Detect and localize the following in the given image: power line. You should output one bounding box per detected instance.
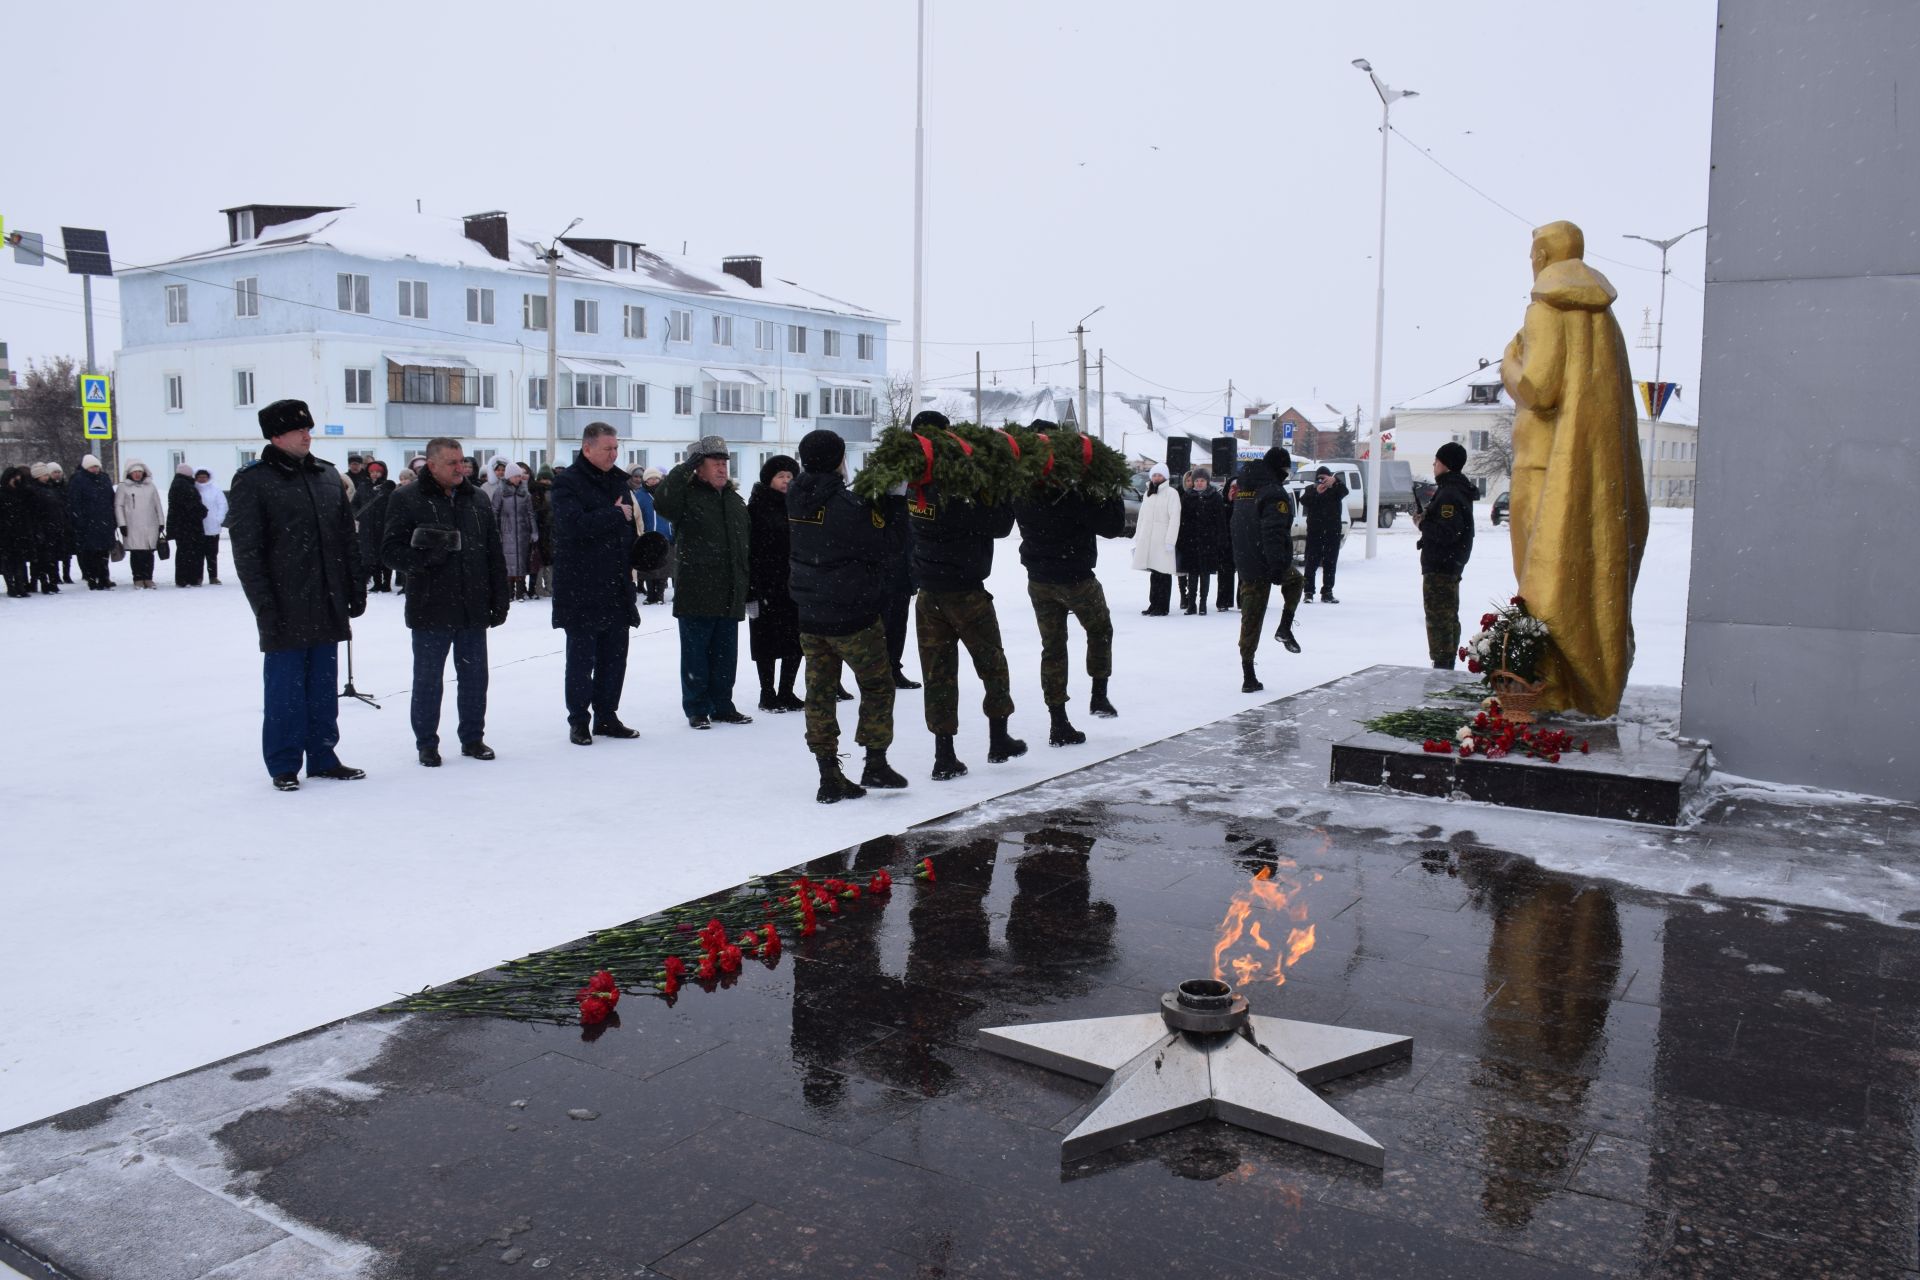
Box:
[1098,356,1226,397]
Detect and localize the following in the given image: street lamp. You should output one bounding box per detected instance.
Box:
[1354,57,1417,559]
[1622,224,1706,503]
[539,217,582,469]
[1074,304,1104,431]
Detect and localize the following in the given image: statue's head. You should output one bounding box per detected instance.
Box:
[1529,221,1585,276]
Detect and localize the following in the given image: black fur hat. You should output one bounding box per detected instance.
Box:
[258,399,315,439]
[1263,447,1291,478]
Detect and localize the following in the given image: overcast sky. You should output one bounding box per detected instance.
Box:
[0,0,1715,434]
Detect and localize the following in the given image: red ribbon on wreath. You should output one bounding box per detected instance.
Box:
[1037,432,1055,478]
[1080,435,1094,467]
[998,429,1021,459]
[943,430,973,456]
[912,433,936,510]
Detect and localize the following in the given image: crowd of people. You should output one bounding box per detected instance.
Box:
[14,396,1478,802]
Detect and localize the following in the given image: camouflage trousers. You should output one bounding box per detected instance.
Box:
[1027,577,1113,708]
[1423,574,1461,666]
[916,588,1015,735]
[1237,568,1303,662]
[800,620,895,756]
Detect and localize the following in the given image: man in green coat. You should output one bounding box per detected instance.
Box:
[654,435,753,729]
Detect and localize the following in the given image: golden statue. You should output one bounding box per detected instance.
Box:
[1500,221,1649,717]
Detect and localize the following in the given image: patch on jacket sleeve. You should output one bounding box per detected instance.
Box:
[871,509,887,529]
[1440,504,1455,519]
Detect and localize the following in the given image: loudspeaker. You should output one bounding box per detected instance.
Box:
[1165,436,1192,479]
[1211,437,1239,479]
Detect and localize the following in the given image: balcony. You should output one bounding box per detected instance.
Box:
[385,402,476,438]
[556,407,633,438]
[699,411,766,442]
[816,415,874,444]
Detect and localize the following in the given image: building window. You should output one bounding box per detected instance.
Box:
[755,320,777,350]
[713,380,758,414]
[388,361,482,406]
[625,447,648,469]
[337,273,370,314]
[528,377,548,411]
[467,287,495,325]
[623,305,647,339]
[165,284,189,325]
[523,294,549,331]
[668,309,693,342]
[168,449,187,471]
[235,369,256,408]
[630,382,649,413]
[345,367,373,406]
[793,392,811,420]
[788,325,807,355]
[857,333,875,360]
[569,372,616,408]
[1468,382,1501,405]
[237,448,258,468]
[1468,429,1490,451]
[233,277,259,318]
[712,315,733,345]
[397,279,428,319]
[165,374,184,412]
[823,329,842,357]
[479,374,496,410]
[233,210,255,242]
[615,244,633,271]
[822,386,871,418]
[526,448,548,474]
[674,385,694,416]
[574,298,599,334]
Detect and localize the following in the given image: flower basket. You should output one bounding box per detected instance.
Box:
[1488,670,1546,723]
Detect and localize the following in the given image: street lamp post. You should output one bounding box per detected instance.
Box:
[1622,225,1706,504]
[1353,58,1417,560]
[538,217,582,470]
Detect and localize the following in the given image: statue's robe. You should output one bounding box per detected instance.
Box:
[1499,259,1649,716]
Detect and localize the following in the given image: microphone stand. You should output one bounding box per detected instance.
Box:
[340,638,381,710]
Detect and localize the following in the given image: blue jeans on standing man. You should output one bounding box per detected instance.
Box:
[678,616,740,719]
[411,626,490,749]
[262,644,343,777]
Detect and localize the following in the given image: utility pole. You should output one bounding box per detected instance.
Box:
[1354,57,1418,560]
[1073,305,1103,433]
[1624,225,1706,504]
[1226,379,1234,421]
[1097,348,1106,441]
[974,351,983,427]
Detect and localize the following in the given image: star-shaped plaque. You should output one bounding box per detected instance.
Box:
[979,1004,1411,1165]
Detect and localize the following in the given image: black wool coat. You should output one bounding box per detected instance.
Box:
[907,486,1014,594]
[1229,460,1296,586]
[226,445,365,653]
[548,453,638,633]
[1176,486,1225,575]
[166,474,207,542]
[0,469,37,559]
[28,482,69,561]
[381,477,510,630]
[1300,476,1349,546]
[66,468,117,553]
[787,471,905,637]
[1014,488,1126,586]
[747,483,801,660]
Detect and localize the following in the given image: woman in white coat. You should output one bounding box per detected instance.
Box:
[1130,464,1181,616]
[115,459,166,589]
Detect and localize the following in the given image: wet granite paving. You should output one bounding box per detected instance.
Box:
[3,665,1918,1279]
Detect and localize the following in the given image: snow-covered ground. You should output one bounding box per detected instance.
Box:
[0,509,1693,1133]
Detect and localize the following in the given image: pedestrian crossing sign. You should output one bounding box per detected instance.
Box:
[80,374,113,439]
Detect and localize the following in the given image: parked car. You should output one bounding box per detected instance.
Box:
[1490,491,1510,525]
[1121,470,1150,535]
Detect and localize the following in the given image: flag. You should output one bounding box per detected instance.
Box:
[1638,381,1680,419]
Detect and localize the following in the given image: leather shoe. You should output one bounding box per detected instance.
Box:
[893,671,922,690]
[461,741,496,760]
[271,773,300,792]
[712,710,754,725]
[309,764,366,781]
[593,719,640,739]
[569,725,593,746]
[418,748,442,767]
[688,715,712,730]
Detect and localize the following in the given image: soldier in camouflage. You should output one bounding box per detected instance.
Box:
[1013,421,1127,747]
[1416,442,1476,668]
[1229,447,1304,693]
[785,429,910,803]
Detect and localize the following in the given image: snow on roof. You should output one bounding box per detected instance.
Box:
[920,381,1180,464]
[128,206,894,324]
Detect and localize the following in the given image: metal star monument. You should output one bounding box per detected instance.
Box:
[979,979,1412,1165]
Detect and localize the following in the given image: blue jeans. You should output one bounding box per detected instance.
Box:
[262,645,342,777]
[678,616,740,719]
[564,626,629,728]
[411,627,489,749]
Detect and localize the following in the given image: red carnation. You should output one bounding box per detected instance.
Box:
[584,970,620,1007]
[1480,613,1498,630]
[868,870,893,895]
[697,953,716,981]
[578,995,610,1026]
[719,945,742,974]
[799,913,817,937]
[918,857,936,882]
[763,925,782,960]
[1458,646,1470,660]
[1466,659,1482,674]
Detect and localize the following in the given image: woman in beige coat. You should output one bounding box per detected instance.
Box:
[115,460,166,588]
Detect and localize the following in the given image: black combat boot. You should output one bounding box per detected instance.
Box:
[1276,604,1302,654]
[1048,706,1086,747]
[1088,678,1118,718]
[860,748,909,789]
[1242,660,1264,693]
[816,754,867,804]
[987,716,1028,763]
[932,734,968,780]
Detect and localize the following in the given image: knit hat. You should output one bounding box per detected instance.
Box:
[29,463,51,480]
[367,460,388,479]
[258,399,315,439]
[1436,441,1468,472]
[1149,464,1169,482]
[910,409,950,431]
[47,463,63,477]
[409,456,427,471]
[80,454,101,471]
[641,467,663,483]
[505,462,526,480]
[1028,418,1059,432]
[688,434,729,463]
[1315,465,1332,478]
[176,463,195,477]
[760,453,801,485]
[798,429,846,474]
[1264,447,1291,478]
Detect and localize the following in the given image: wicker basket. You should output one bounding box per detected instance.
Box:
[1489,670,1547,724]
